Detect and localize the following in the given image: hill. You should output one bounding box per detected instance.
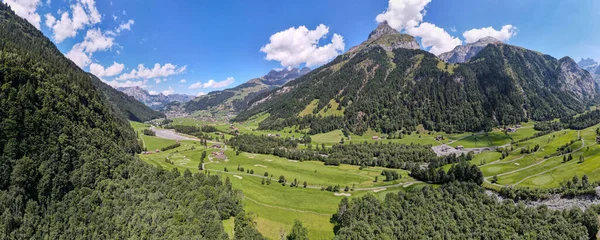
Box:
[118,86,195,110]
[0,3,260,239]
[183,67,310,114]
[89,74,165,122]
[235,22,599,134]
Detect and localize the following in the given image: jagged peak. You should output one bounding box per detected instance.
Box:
[368,21,401,40]
[473,36,501,45]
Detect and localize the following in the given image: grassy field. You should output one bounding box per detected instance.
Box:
[135,121,419,239]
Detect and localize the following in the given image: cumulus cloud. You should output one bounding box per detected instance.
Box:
[407,22,461,55]
[116,19,134,33]
[196,92,207,97]
[376,0,430,30]
[463,25,518,43]
[180,79,186,83]
[65,28,114,68]
[260,24,345,67]
[103,79,147,88]
[89,61,124,77]
[4,0,42,29]
[45,0,102,42]
[117,63,187,81]
[189,77,235,89]
[376,0,460,55]
[162,86,174,96]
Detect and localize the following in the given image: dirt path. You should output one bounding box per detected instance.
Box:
[151,126,199,141]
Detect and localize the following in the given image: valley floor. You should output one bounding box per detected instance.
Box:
[132,118,600,239]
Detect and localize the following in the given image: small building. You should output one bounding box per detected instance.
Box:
[154,149,161,153]
[596,136,600,143]
[456,145,464,150]
[435,135,443,141]
[372,136,379,140]
[506,127,517,133]
[275,134,281,137]
[211,144,222,149]
[516,124,522,128]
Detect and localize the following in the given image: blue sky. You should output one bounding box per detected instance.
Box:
[4,0,600,96]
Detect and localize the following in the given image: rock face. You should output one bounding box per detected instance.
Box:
[439,36,501,63]
[558,57,599,101]
[350,21,420,52]
[117,87,195,110]
[578,58,600,85]
[250,67,311,86]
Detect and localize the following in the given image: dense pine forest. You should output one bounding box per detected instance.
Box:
[235,25,598,135]
[0,4,260,239]
[332,183,600,239]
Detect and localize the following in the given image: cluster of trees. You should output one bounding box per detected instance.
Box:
[0,4,262,239]
[168,125,216,140]
[381,170,401,181]
[561,109,600,130]
[142,129,155,136]
[410,161,484,185]
[500,175,599,201]
[160,142,181,152]
[327,142,437,168]
[534,121,564,131]
[331,183,600,239]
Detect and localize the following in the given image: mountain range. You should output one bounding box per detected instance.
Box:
[182,67,310,114]
[117,86,195,110]
[578,58,600,85]
[234,21,599,134]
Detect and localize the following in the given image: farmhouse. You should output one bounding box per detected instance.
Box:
[506,127,517,133]
[211,144,222,149]
[372,136,379,140]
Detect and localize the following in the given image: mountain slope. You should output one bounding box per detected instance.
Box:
[578,58,600,84]
[89,74,165,122]
[236,23,599,134]
[118,86,195,109]
[0,4,258,239]
[183,67,310,114]
[439,36,501,63]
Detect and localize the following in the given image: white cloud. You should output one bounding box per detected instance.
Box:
[376,0,431,30]
[4,0,42,29]
[117,63,187,81]
[180,79,186,83]
[463,25,518,43]
[155,79,163,84]
[45,0,102,43]
[103,79,147,88]
[148,90,159,95]
[162,86,174,96]
[112,14,117,21]
[65,28,114,68]
[407,22,461,55]
[196,92,207,97]
[375,0,461,55]
[116,19,134,33]
[89,61,124,77]
[189,77,235,89]
[450,26,457,32]
[260,24,345,67]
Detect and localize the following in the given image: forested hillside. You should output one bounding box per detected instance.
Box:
[236,22,599,134]
[332,183,599,239]
[0,3,259,238]
[89,74,165,122]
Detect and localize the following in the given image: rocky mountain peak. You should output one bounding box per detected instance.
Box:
[439,36,502,63]
[474,36,501,46]
[368,21,400,40]
[578,58,598,68]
